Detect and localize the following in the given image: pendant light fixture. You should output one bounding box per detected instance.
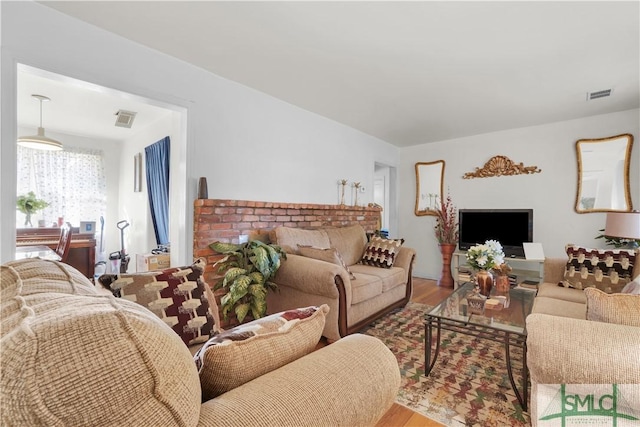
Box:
[17,94,63,151]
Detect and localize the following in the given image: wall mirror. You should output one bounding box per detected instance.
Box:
[415,160,445,216]
[575,133,634,213]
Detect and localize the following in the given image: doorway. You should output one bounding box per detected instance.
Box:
[14,64,189,269]
[374,162,397,237]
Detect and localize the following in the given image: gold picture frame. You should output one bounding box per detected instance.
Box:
[415,160,445,216]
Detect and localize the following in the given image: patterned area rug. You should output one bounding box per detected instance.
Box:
[361,302,531,427]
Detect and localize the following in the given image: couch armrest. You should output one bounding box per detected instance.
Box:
[527,313,640,385]
[543,257,566,284]
[394,246,416,283]
[197,334,400,427]
[273,254,352,307]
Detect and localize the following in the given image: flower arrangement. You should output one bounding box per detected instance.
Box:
[466,240,505,271]
[434,192,458,245]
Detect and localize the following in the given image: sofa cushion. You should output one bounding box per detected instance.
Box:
[360,236,404,269]
[194,305,328,401]
[0,259,201,427]
[560,244,637,293]
[325,224,368,266]
[531,296,586,319]
[298,245,356,279]
[98,258,217,346]
[536,282,587,304]
[349,264,406,293]
[585,288,640,327]
[350,274,383,304]
[272,227,330,255]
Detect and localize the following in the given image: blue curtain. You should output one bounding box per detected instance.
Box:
[145,136,170,245]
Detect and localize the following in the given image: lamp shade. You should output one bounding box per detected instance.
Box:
[17,94,63,151]
[17,127,63,151]
[604,211,640,240]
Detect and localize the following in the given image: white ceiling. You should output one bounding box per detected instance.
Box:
[29,1,640,147]
[18,65,174,142]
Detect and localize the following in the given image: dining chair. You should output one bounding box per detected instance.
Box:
[55,222,74,263]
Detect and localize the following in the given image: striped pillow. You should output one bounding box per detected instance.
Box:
[360,236,404,269]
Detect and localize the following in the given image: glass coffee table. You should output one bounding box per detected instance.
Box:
[424,281,536,411]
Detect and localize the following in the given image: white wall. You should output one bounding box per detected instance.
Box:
[400,109,640,279]
[118,113,176,263]
[0,1,399,263]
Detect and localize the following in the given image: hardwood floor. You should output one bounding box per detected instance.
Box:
[373,277,454,427]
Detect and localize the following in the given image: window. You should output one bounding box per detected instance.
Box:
[16,146,107,228]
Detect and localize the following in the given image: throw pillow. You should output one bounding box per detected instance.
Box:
[97,258,218,346]
[194,304,329,401]
[560,244,637,293]
[585,287,640,327]
[360,236,404,269]
[298,245,356,279]
[621,275,640,294]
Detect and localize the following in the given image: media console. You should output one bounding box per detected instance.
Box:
[451,250,544,289]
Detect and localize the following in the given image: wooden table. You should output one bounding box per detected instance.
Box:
[16,227,96,278]
[15,245,62,261]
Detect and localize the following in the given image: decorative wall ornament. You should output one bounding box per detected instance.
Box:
[462,155,541,179]
[338,179,348,205]
[353,182,361,206]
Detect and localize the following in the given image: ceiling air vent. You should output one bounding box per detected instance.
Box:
[114,110,137,128]
[587,89,612,101]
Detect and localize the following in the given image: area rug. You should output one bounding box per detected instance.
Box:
[360,302,531,427]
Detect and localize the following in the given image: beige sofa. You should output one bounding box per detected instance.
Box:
[268,224,416,342]
[1,258,401,426]
[526,257,640,424]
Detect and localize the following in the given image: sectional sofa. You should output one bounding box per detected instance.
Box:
[526,254,640,424]
[1,258,401,426]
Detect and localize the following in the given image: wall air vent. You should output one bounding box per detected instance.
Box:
[587,89,612,101]
[114,110,137,128]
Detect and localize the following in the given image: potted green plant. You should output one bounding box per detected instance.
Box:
[209,239,287,323]
[16,191,49,227]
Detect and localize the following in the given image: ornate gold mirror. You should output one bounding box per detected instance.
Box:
[575,133,634,213]
[415,160,445,216]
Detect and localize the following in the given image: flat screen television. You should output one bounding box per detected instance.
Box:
[458,209,533,258]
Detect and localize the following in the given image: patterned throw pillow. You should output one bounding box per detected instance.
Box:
[585,287,640,327]
[560,244,637,293]
[298,245,356,279]
[360,236,404,269]
[98,258,218,346]
[194,305,328,401]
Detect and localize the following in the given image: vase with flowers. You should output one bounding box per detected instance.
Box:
[493,262,512,292]
[434,192,459,288]
[466,240,505,296]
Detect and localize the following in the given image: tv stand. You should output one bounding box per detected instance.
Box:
[452,250,544,289]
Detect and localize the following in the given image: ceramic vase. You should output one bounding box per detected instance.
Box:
[437,243,456,288]
[476,269,493,297]
[495,274,510,292]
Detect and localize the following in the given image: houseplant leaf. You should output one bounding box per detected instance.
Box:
[235,303,250,323]
[209,239,286,324]
[209,241,243,254]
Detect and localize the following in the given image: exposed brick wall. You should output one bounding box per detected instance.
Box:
[193,199,382,328]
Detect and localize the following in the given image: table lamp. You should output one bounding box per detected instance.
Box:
[604,211,640,249]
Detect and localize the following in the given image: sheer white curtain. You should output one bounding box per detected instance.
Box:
[16,146,107,228]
